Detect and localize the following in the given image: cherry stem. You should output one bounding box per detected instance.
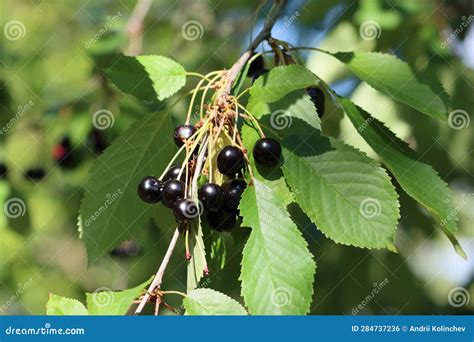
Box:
[134,227,181,314]
[237,103,265,138]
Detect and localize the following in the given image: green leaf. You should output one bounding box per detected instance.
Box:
[184,288,247,315]
[80,111,175,263]
[187,220,207,293]
[239,178,316,315]
[339,98,466,258]
[282,131,400,250]
[332,52,449,120]
[86,278,151,315]
[247,91,321,140]
[105,55,186,101]
[249,65,319,103]
[46,294,88,315]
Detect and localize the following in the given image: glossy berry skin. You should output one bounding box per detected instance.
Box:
[173,198,200,223]
[306,87,325,117]
[247,55,265,77]
[198,183,224,212]
[162,179,185,208]
[138,176,163,203]
[164,164,183,181]
[221,179,246,210]
[173,124,196,147]
[217,146,245,176]
[207,208,237,231]
[25,168,45,181]
[253,138,282,167]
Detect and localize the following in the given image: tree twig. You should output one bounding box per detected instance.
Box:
[126,0,153,55]
[135,227,180,314]
[217,0,287,105]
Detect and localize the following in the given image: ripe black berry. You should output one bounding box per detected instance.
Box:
[198,183,223,212]
[217,146,245,176]
[251,68,269,84]
[173,124,196,147]
[253,137,282,167]
[173,198,200,223]
[164,164,183,181]
[162,179,185,208]
[207,208,237,231]
[247,55,265,77]
[25,168,45,181]
[221,179,246,210]
[138,176,163,203]
[306,87,325,117]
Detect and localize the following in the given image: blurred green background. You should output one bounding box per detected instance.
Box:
[0,0,472,315]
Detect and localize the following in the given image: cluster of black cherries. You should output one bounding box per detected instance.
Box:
[137,125,282,232]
